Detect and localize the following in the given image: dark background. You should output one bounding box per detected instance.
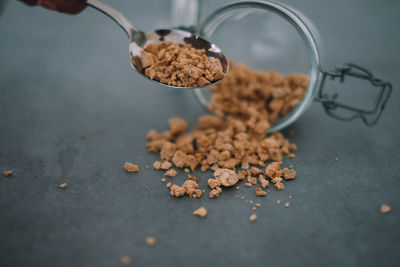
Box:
[0,0,399,266]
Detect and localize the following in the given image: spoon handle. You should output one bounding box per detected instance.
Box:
[85,0,138,40]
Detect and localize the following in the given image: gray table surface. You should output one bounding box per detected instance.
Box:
[1,0,399,266]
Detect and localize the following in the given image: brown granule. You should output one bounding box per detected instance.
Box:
[249,214,257,222]
[3,170,12,176]
[153,161,162,170]
[170,184,185,197]
[165,168,177,177]
[249,200,254,204]
[209,186,222,198]
[277,200,281,204]
[141,42,225,88]
[247,176,257,185]
[245,182,252,187]
[283,168,296,180]
[160,161,173,170]
[255,203,261,208]
[380,204,391,214]
[59,183,67,189]
[166,181,172,188]
[284,202,290,207]
[252,207,256,210]
[236,186,240,190]
[208,178,221,189]
[256,187,267,196]
[275,182,285,190]
[288,153,295,159]
[161,178,166,183]
[259,175,270,188]
[184,168,190,173]
[146,237,156,247]
[124,162,140,173]
[193,206,207,218]
[146,60,305,201]
[120,256,131,266]
[214,168,239,187]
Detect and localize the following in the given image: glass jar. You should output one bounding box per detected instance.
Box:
[185,1,392,132]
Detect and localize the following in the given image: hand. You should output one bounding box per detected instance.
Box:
[19,0,87,14]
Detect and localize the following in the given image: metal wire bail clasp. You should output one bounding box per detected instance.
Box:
[316,64,392,126]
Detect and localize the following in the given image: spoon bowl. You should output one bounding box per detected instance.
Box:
[86,0,228,89]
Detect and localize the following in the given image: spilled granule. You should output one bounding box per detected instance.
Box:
[249,214,257,222]
[59,183,67,189]
[193,207,208,218]
[3,170,12,176]
[120,256,131,266]
[146,237,156,247]
[380,204,391,214]
[124,162,140,173]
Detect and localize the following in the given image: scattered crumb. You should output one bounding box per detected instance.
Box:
[166,181,172,188]
[146,237,156,247]
[249,214,257,222]
[256,187,267,196]
[236,186,240,190]
[146,165,150,168]
[245,182,252,187]
[249,200,254,204]
[193,207,207,218]
[161,178,166,183]
[59,183,67,189]
[124,162,140,173]
[3,170,12,176]
[165,168,177,177]
[284,202,290,207]
[255,203,261,207]
[209,186,222,198]
[380,204,391,214]
[335,157,339,161]
[277,200,281,204]
[184,168,190,173]
[120,256,131,266]
[252,207,257,210]
[241,196,245,200]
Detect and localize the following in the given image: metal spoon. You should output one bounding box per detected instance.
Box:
[85,0,228,89]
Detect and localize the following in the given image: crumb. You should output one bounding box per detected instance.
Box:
[335,157,339,161]
[146,165,150,168]
[59,183,67,189]
[284,202,290,207]
[146,237,156,247]
[249,200,253,204]
[289,164,294,169]
[275,182,285,190]
[166,181,172,188]
[252,207,257,210]
[193,206,207,218]
[247,176,257,185]
[153,161,161,170]
[249,214,257,222]
[3,170,12,176]
[258,175,269,188]
[165,168,177,177]
[255,203,261,207]
[380,204,391,214]
[208,178,221,189]
[277,200,281,204]
[236,186,240,190]
[160,161,173,170]
[245,183,252,187]
[161,178,166,183]
[241,196,245,200]
[288,153,295,159]
[209,186,222,198]
[184,168,190,173]
[120,256,131,266]
[214,168,239,187]
[283,168,296,180]
[256,187,267,196]
[124,162,140,173]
